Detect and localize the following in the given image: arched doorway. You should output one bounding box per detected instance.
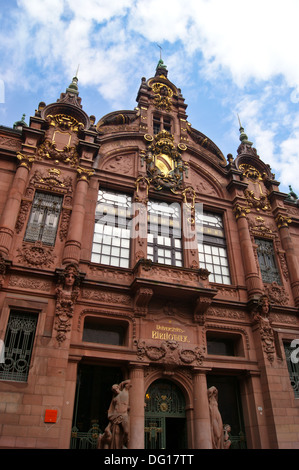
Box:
[144,379,187,449]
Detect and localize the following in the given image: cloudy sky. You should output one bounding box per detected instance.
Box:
[1,0,299,195]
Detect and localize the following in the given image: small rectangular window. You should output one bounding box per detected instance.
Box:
[83,318,125,346]
[24,191,63,246]
[153,115,172,134]
[207,337,235,356]
[0,310,38,382]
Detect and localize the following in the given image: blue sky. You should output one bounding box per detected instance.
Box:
[1,0,299,195]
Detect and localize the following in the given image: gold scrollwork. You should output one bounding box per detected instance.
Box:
[47,114,84,133]
[151,83,173,111]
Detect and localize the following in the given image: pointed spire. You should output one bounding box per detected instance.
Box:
[237,114,252,146]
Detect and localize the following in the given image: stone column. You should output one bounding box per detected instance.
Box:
[192,369,212,449]
[0,154,33,256]
[62,167,94,265]
[234,204,264,298]
[276,214,299,306]
[128,363,146,449]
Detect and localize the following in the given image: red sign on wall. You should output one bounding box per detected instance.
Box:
[44,409,58,423]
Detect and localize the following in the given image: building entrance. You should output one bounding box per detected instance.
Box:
[70,363,123,449]
[144,379,187,449]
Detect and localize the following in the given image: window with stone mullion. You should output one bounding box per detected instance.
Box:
[147,200,182,267]
[91,190,132,268]
[196,210,231,285]
[24,191,63,246]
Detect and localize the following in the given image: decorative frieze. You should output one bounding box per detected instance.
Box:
[135,339,205,367]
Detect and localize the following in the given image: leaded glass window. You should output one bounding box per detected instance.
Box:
[147,200,182,267]
[24,191,63,245]
[255,238,281,284]
[196,211,231,284]
[0,310,38,382]
[91,190,132,268]
[283,342,299,398]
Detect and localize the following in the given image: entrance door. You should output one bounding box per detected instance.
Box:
[70,363,123,449]
[145,379,187,449]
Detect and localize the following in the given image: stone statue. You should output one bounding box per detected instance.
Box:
[98,380,131,449]
[208,386,231,449]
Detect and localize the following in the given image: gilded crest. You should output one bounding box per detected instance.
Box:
[144,130,188,193]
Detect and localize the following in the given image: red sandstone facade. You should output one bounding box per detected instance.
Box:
[0,62,298,449]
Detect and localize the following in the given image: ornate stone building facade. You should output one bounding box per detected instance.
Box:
[0,61,298,449]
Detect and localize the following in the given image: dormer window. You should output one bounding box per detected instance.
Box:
[153,114,172,134]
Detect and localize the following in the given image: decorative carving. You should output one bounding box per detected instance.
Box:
[133,287,153,316]
[248,215,274,236]
[135,339,205,366]
[275,213,292,229]
[8,275,51,291]
[244,189,271,212]
[208,386,231,449]
[193,296,214,325]
[0,135,22,151]
[54,263,81,344]
[17,241,56,268]
[16,153,35,169]
[144,130,188,194]
[182,185,196,226]
[251,295,275,363]
[151,82,173,111]
[264,281,289,306]
[0,252,8,287]
[36,139,79,166]
[134,175,150,204]
[46,114,84,132]
[77,166,94,181]
[102,154,134,175]
[15,200,31,233]
[59,209,71,241]
[233,203,250,220]
[29,168,74,194]
[81,289,131,305]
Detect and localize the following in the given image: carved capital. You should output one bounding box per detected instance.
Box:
[76,166,94,182]
[16,152,35,169]
[233,203,250,220]
[275,213,292,229]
